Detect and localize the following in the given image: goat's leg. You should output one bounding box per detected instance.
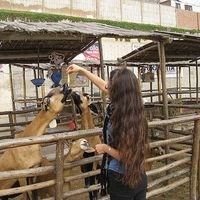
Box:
[81,152,98,200]
[18,178,33,200]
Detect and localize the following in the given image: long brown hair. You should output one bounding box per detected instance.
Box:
[109,67,148,187]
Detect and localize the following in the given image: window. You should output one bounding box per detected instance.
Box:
[175,3,181,9]
[185,5,193,11]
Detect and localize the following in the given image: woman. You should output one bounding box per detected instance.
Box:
[67,64,148,200]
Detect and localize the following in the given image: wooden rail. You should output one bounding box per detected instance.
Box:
[0,115,199,199]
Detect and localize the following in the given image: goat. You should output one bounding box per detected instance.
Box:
[0,84,72,199]
[36,138,94,198]
[71,92,102,200]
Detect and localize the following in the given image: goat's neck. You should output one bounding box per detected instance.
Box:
[17,110,57,137]
[81,108,95,129]
[64,148,83,162]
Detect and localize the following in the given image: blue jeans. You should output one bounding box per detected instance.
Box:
[108,170,147,200]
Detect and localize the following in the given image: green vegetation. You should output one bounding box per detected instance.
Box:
[0,9,199,34]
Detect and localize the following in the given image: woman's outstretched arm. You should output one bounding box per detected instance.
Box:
[66,64,108,94]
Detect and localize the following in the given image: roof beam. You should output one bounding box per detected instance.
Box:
[0,32,94,41]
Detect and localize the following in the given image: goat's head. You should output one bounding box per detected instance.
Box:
[65,138,95,160]
[71,92,99,114]
[152,146,165,156]
[42,83,72,114]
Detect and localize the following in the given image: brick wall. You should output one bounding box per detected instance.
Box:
[176,9,199,30]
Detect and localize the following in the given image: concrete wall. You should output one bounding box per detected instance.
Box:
[143,3,160,25]
[160,5,176,27]
[1,0,178,28]
[98,0,121,21]
[121,0,141,23]
[1,0,200,30]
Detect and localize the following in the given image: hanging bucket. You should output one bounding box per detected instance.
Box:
[51,71,61,87]
[31,78,45,87]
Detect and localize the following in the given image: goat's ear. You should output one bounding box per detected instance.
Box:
[83,93,90,101]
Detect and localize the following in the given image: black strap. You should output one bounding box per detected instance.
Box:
[100,106,111,196]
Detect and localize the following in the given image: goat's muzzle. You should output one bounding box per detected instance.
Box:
[61,83,72,103]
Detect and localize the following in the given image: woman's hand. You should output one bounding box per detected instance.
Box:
[95,144,108,154]
[66,64,83,74]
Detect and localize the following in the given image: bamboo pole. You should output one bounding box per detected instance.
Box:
[190,120,200,200]
[9,64,16,122]
[55,139,64,200]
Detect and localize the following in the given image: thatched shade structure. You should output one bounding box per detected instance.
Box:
[120,31,200,63]
[0,21,167,64]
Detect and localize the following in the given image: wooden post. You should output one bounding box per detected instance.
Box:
[40,69,45,99]
[198,143,200,199]
[150,82,153,103]
[157,66,162,102]
[158,41,169,168]
[55,139,64,200]
[90,66,93,97]
[9,64,16,122]
[22,68,28,122]
[196,61,198,105]
[176,66,179,99]
[8,112,15,138]
[189,66,192,100]
[191,120,200,200]
[178,66,182,99]
[98,38,106,114]
[33,68,39,107]
[158,41,168,119]
[138,66,142,90]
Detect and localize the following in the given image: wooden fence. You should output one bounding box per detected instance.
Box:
[0,115,199,199]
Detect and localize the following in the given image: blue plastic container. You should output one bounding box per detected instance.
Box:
[51,71,61,87]
[31,78,45,87]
